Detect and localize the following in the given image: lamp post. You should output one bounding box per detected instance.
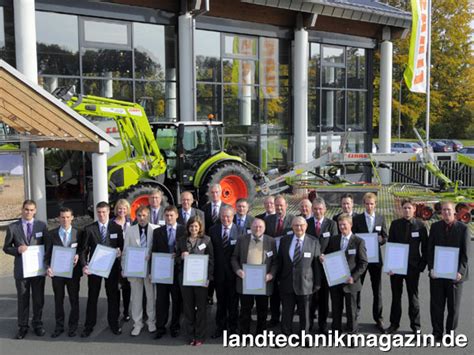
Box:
[398,78,403,141]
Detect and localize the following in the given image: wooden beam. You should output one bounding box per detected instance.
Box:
[36,140,100,152]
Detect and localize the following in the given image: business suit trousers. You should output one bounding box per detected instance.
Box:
[84,270,120,330]
[270,283,281,322]
[280,293,310,335]
[15,276,45,329]
[430,279,463,337]
[330,286,358,333]
[156,281,181,333]
[389,271,420,330]
[357,263,383,323]
[310,274,330,331]
[129,277,155,330]
[215,279,239,332]
[181,285,208,341]
[118,273,131,317]
[52,275,80,331]
[239,294,268,334]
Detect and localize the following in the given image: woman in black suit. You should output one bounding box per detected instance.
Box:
[177,216,214,346]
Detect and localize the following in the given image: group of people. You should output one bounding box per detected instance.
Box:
[3,185,470,346]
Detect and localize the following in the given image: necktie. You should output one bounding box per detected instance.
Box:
[368,215,374,233]
[61,229,68,247]
[222,227,229,248]
[168,227,175,253]
[153,210,158,224]
[183,211,189,224]
[212,205,219,222]
[341,236,348,251]
[140,227,147,248]
[26,222,33,244]
[315,220,321,236]
[100,224,107,243]
[293,238,302,264]
[276,216,284,236]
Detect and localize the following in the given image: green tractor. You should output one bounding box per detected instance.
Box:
[53,87,263,218]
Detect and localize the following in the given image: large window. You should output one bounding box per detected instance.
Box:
[196,30,291,171]
[36,11,177,122]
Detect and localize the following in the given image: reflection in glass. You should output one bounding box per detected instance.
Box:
[0,7,5,49]
[266,135,290,169]
[322,45,344,64]
[196,30,221,82]
[83,79,132,101]
[223,85,257,131]
[309,43,320,88]
[347,48,366,89]
[346,132,366,153]
[197,83,221,121]
[83,19,129,46]
[223,59,257,84]
[321,90,344,131]
[259,88,290,133]
[39,76,79,94]
[135,81,166,121]
[82,48,132,78]
[224,35,257,57]
[347,91,366,130]
[322,66,345,87]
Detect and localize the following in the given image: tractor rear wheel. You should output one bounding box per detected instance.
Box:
[120,184,173,220]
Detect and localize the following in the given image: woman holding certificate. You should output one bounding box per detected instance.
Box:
[176,216,214,346]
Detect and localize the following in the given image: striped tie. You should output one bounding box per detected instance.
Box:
[222,228,229,248]
[140,228,147,248]
[293,238,302,265]
[100,225,107,243]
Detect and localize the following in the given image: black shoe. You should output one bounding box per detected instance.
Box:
[122,315,131,322]
[375,321,385,334]
[51,329,64,338]
[211,330,223,339]
[318,326,329,335]
[411,327,421,334]
[207,297,214,305]
[81,328,93,338]
[154,332,165,339]
[68,329,77,337]
[385,324,399,334]
[16,328,28,340]
[268,319,280,328]
[34,327,46,337]
[111,327,122,335]
[170,330,179,338]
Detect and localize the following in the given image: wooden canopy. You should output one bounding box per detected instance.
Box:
[0,60,117,152]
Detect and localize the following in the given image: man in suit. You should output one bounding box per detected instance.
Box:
[385,198,428,334]
[322,213,368,334]
[231,218,278,334]
[427,201,470,342]
[3,200,49,339]
[209,205,243,338]
[177,191,204,228]
[333,193,355,231]
[45,207,82,338]
[255,195,275,220]
[298,198,313,220]
[306,197,338,334]
[278,216,321,335]
[122,205,157,336]
[234,198,255,231]
[153,205,185,339]
[149,189,165,225]
[264,195,294,327]
[80,201,124,337]
[352,192,388,333]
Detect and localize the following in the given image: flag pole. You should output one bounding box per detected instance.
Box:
[424,0,432,186]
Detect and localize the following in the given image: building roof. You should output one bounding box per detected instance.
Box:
[0,59,117,152]
[241,0,411,28]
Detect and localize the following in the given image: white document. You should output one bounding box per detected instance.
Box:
[433,246,459,280]
[51,246,75,278]
[22,245,45,278]
[323,250,351,287]
[243,264,266,295]
[88,245,117,279]
[151,253,174,284]
[358,233,379,263]
[183,254,208,287]
[383,243,409,275]
[123,247,147,278]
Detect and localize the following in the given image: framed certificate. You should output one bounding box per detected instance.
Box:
[183,254,208,287]
[22,245,45,278]
[243,264,266,295]
[88,245,117,279]
[51,246,75,278]
[123,247,147,278]
[358,233,379,263]
[323,251,351,287]
[383,242,409,275]
[433,246,459,280]
[151,253,174,284]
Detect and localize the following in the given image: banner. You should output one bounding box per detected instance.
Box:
[404,0,430,93]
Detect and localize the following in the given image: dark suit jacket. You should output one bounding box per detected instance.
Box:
[388,218,428,272]
[177,207,205,229]
[427,220,470,282]
[277,233,321,296]
[3,219,49,280]
[306,217,338,253]
[152,224,186,274]
[233,214,255,232]
[80,221,124,269]
[230,233,278,295]
[351,212,388,265]
[202,202,231,233]
[44,226,82,278]
[209,223,244,283]
[324,234,368,293]
[175,235,214,282]
[255,212,273,220]
[264,213,295,238]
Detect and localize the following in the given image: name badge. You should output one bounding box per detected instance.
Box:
[323,232,331,238]
[266,251,273,257]
[287,231,292,235]
[198,243,206,251]
[375,226,382,232]
[230,239,237,246]
[247,229,251,234]
[71,243,78,248]
[348,249,356,255]
[158,220,165,226]
[411,232,420,238]
[110,233,118,239]
[304,252,311,258]
[35,232,43,238]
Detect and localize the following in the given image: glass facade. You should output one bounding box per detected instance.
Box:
[195,29,291,171]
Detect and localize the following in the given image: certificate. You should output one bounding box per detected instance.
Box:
[183,254,208,287]
[151,253,174,284]
[243,264,266,295]
[323,251,351,287]
[358,233,379,263]
[88,245,117,279]
[433,246,459,280]
[383,243,409,275]
[123,247,147,278]
[51,246,75,278]
[22,245,45,278]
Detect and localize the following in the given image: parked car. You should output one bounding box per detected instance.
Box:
[458,146,474,157]
[438,139,464,152]
[428,140,453,152]
[391,142,422,153]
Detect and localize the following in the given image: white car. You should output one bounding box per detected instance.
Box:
[391,142,422,154]
[458,146,474,157]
